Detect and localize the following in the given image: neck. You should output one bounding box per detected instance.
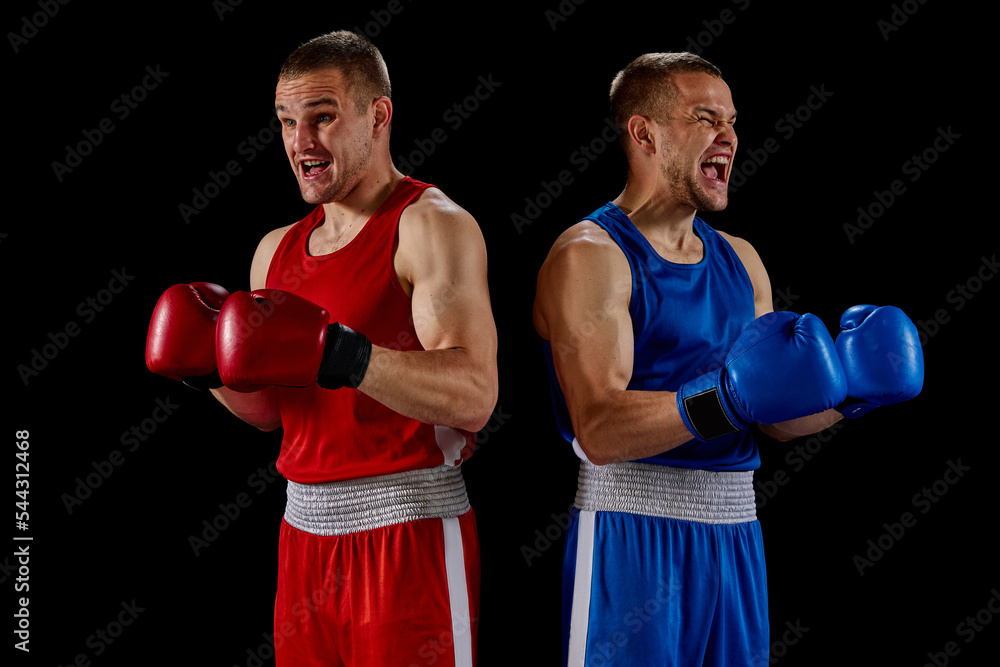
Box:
[319,159,403,236]
[612,175,699,252]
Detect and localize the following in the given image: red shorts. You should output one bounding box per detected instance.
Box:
[274,509,480,666]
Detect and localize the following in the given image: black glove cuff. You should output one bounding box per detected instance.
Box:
[317,323,372,390]
[836,396,876,419]
[682,387,741,441]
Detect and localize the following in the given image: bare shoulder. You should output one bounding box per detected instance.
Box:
[397,186,485,277]
[534,219,631,336]
[395,186,488,294]
[715,228,753,256]
[250,222,297,290]
[540,219,629,282]
[399,186,482,240]
[716,229,766,273]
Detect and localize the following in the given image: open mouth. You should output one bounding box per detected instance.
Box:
[300,159,331,179]
[700,155,730,184]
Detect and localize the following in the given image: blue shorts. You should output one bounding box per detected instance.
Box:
[562,508,769,666]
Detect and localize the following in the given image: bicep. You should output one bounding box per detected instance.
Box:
[403,210,496,357]
[536,232,634,420]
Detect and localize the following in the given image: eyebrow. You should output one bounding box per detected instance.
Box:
[274,96,340,114]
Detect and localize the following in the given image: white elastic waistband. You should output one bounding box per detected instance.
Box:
[575,460,756,524]
[284,465,470,536]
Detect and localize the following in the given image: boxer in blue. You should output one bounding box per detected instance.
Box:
[533,53,923,666]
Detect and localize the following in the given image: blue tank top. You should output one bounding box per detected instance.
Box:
[542,202,760,471]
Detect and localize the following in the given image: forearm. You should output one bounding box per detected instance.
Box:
[357,346,497,432]
[758,408,842,442]
[573,389,696,465]
[210,385,282,432]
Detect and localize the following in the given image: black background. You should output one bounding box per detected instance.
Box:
[7,0,996,665]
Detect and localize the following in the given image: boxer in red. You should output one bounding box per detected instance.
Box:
[145,31,498,666]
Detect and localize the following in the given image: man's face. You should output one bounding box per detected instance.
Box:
[654,71,737,213]
[275,68,373,205]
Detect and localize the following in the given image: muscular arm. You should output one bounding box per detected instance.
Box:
[208,226,289,432]
[533,222,694,465]
[356,189,498,432]
[720,231,842,442]
[536,223,840,464]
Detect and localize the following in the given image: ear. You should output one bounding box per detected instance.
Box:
[627,115,656,156]
[372,97,392,138]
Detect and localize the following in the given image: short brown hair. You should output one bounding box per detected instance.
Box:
[279,30,391,115]
[610,52,722,144]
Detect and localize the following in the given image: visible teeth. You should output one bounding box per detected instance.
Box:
[702,156,730,165]
[302,160,328,167]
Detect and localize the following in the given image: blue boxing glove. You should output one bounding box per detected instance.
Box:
[835,305,924,418]
[677,311,848,441]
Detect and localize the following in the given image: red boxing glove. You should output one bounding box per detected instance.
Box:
[145,282,230,389]
[216,290,330,393]
[216,290,373,393]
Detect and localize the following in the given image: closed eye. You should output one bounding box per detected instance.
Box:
[698,117,735,128]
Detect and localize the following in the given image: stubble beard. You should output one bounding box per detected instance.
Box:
[660,157,728,213]
[299,134,373,205]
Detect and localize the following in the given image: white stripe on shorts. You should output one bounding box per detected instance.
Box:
[442,517,474,667]
[567,509,596,666]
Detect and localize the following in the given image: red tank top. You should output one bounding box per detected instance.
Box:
[265,177,474,483]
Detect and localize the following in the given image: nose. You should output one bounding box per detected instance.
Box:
[291,122,317,154]
[715,120,736,146]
